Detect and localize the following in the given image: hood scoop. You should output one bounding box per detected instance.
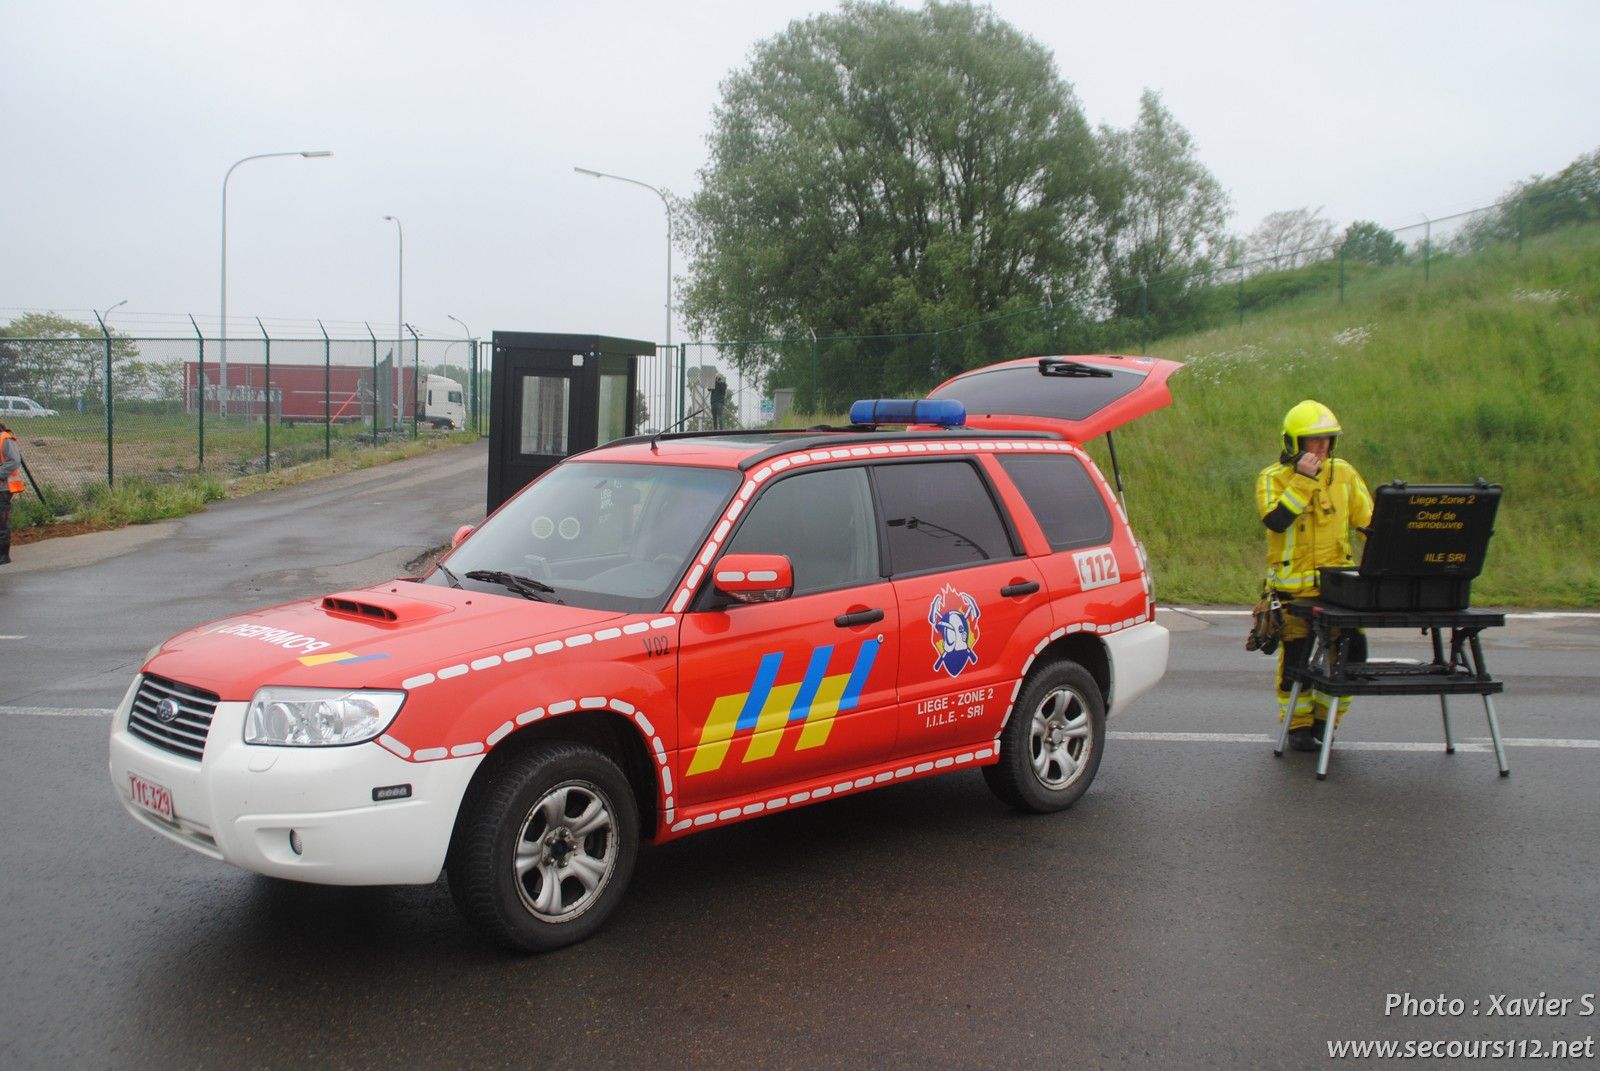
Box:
[319,590,453,626]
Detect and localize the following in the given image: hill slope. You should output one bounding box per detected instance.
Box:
[1102,226,1600,607]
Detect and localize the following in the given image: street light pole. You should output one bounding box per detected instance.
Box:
[446,313,475,431]
[383,215,403,431]
[220,150,331,418]
[574,166,673,424]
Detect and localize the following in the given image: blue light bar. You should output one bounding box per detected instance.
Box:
[849,399,967,427]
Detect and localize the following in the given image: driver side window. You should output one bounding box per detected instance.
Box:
[724,467,879,596]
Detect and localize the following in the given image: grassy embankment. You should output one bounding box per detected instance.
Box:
[1093,227,1600,606]
[796,227,1599,606]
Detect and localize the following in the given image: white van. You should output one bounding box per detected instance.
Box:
[0,395,58,418]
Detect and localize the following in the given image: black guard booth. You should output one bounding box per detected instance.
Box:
[487,332,652,514]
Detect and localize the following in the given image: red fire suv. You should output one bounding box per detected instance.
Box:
[109,355,1178,951]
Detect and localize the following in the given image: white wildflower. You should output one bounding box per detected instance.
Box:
[1511,288,1569,304]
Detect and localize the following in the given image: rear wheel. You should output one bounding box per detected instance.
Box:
[983,659,1106,812]
[449,742,638,952]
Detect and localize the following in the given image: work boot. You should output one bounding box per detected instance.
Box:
[1311,719,1328,745]
[0,542,10,565]
[1287,726,1319,752]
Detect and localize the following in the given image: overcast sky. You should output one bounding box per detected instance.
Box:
[2,0,1596,346]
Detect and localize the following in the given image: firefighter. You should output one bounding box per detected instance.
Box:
[1256,400,1374,751]
[0,420,23,565]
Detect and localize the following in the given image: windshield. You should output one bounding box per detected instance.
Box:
[434,462,740,612]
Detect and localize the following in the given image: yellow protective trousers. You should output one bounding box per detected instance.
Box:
[1275,600,1364,731]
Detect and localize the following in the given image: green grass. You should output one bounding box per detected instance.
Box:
[12,431,477,535]
[787,226,1600,607]
[1110,226,1600,607]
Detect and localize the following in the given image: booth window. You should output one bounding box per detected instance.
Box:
[598,371,628,444]
[520,375,570,455]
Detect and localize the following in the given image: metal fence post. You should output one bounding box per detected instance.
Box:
[1424,219,1432,284]
[1139,281,1150,354]
[407,323,421,440]
[257,318,271,472]
[809,330,818,413]
[1237,273,1245,327]
[188,314,206,470]
[93,308,114,486]
[318,319,332,459]
[1338,250,1346,307]
[366,322,378,443]
[677,345,686,431]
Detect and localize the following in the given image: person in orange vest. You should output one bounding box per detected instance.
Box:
[0,420,24,565]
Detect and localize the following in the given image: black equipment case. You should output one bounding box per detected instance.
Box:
[1319,480,1501,611]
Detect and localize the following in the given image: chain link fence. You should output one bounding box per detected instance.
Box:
[0,327,485,499]
[5,177,1593,493]
[678,182,1599,422]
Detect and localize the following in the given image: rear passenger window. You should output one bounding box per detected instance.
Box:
[998,454,1112,550]
[873,461,1014,575]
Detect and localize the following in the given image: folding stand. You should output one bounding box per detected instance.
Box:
[1272,602,1510,780]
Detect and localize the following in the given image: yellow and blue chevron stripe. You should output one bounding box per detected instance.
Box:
[686,641,880,775]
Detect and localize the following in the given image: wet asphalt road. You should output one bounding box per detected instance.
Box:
[3,440,1598,1069]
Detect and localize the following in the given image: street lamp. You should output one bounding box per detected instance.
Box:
[446,314,475,430]
[220,150,331,417]
[383,215,403,430]
[574,166,674,423]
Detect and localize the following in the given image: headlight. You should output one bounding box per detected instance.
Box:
[244,688,405,746]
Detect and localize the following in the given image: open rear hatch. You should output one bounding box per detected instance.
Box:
[926,355,1182,442]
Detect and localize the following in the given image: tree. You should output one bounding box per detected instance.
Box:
[1456,145,1600,251]
[0,312,141,406]
[1245,207,1338,271]
[1337,220,1406,265]
[1097,90,1230,330]
[682,1,1106,407]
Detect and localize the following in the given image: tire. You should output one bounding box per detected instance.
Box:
[448,742,638,952]
[982,659,1106,813]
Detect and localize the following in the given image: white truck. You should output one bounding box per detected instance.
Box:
[419,374,467,430]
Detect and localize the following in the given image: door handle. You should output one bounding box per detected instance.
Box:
[1000,580,1040,598]
[835,608,885,628]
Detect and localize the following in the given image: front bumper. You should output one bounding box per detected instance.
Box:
[107,677,482,885]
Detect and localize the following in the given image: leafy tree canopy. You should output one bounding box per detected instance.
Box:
[682,1,1108,402]
[1457,145,1600,250]
[1338,220,1407,265]
[1098,90,1230,327]
[0,312,140,402]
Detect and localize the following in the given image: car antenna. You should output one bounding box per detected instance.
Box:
[650,406,709,451]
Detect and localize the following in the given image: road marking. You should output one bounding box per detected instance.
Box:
[1160,607,1600,620]
[1110,730,1600,751]
[0,635,27,640]
[0,706,113,718]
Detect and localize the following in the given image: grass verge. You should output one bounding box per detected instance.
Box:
[10,432,477,544]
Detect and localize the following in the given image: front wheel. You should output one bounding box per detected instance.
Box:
[983,659,1106,812]
[449,742,638,952]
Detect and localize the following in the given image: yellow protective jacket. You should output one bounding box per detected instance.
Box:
[1256,456,1373,596]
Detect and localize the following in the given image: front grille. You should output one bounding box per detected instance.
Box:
[128,675,220,761]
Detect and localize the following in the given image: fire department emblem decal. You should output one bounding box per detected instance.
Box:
[929,585,981,678]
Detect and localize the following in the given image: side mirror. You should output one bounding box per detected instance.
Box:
[712,553,794,604]
[451,524,474,548]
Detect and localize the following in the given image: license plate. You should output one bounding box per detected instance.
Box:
[128,772,174,823]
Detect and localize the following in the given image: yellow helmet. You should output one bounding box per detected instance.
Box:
[1281,399,1342,455]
